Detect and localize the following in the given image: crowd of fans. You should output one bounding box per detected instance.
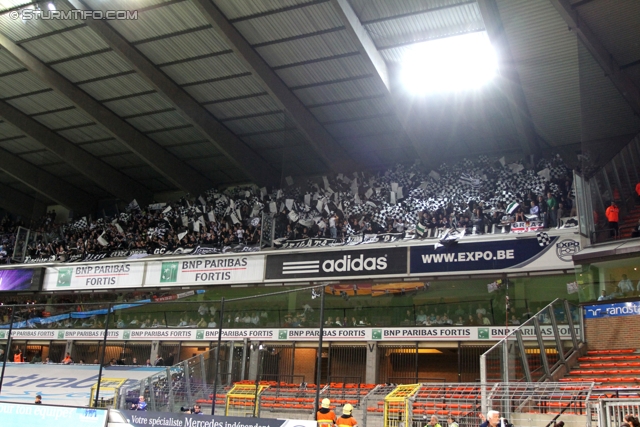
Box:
[1,154,574,263]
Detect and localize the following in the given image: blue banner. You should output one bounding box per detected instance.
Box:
[410,236,558,273]
[584,301,640,318]
[0,402,107,427]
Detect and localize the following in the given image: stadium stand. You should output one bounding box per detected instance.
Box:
[2,154,576,265]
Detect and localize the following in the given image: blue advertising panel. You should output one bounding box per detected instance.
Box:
[410,236,561,273]
[0,402,107,427]
[584,301,640,319]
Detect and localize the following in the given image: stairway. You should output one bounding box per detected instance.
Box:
[561,349,640,396]
[619,206,640,239]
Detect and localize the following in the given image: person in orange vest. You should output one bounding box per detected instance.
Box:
[13,349,23,363]
[62,352,73,365]
[605,201,620,237]
[317,398,336,427]
[636,181,640,202]
[336,404,357,427]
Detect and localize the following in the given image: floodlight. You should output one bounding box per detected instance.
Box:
[47,2,56,10]
[400,32,498,94]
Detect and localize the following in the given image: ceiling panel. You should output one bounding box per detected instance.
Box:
[232,2,342,45]
[80,73,154,101]
[52,51,133,84]
[21,26,109,63]
[0,135,40,153]
[203,94,281,119]
[126,110,191,133]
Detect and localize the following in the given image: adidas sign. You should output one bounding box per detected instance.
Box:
[322,254,387,272]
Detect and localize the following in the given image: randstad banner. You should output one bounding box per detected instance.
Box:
[583,301,640,319]
[410,235,580,274]
[265,247,407,280]
[144,255,265,287]
[43,263,145,290]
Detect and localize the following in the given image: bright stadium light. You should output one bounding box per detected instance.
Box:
[400,32,498,95]
[48,2,56,11]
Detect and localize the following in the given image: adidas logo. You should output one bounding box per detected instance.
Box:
[282,254,388,275]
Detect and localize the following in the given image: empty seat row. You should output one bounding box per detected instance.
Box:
[572,369,640,375]
[581,362,640,368]
[262,403,316,410]
[587,349,636,355]
[560,377,640,383]
[578,355,640,361]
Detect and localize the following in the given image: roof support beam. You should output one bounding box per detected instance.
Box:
[0,147,95,211]
[328,0,434,165]
[0,100,152,202]
[0,32,213,196]
[477,0,541,156]
[66,0,280,186]
[190,0,358,173]
[549,0,640,117]
[0,185,48,220]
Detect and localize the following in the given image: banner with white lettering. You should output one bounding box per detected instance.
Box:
[0,326,578,342]
[144,255,265,287]
[43,263,144,291]
[266,247,407,280]
[0,402,107,427]
[410,235,580,275]
[121,410,317,427]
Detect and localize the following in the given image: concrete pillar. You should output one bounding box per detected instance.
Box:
[248,348,259,381]
[226,341,235,383]
[365,341,378,384]
[149,341,160,365]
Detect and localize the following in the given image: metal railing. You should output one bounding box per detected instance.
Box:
[480,300,584,413]
[598,398,640,427]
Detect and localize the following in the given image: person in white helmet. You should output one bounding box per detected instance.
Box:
[336,403,357,427]
[317,398,336,427]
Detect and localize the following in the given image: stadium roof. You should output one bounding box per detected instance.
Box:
[0,0,639,214]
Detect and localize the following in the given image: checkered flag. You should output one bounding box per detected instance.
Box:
[372,212,386,227]
[73,217,88,229]
[345,223,356,236]
[536,231,551,247]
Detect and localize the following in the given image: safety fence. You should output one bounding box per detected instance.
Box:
[480,299,584,387]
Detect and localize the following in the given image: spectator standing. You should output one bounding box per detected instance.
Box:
[154,355,164,366]
[329,214,337,239]
[618,274,634,296]
[605,201,620,237]
[546,192,558,227]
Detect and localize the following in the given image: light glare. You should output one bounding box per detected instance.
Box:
[48,2,56,10]
[400,32,498,94]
